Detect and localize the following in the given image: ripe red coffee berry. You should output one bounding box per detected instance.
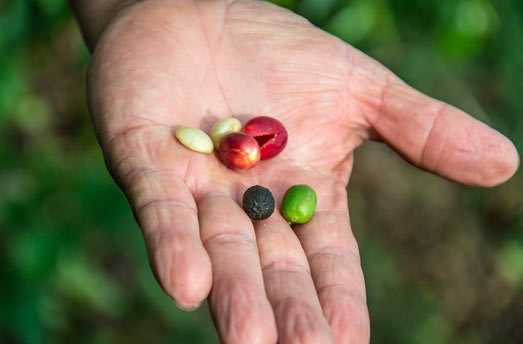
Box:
[241,116,288,160]
[219,132,261,170]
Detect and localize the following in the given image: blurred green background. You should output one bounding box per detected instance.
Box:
[0,0,522,343]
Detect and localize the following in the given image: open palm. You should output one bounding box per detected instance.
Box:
[86,0,518,343]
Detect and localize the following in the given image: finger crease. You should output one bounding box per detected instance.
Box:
[262,259,310,275]
[419,102,448,167]
[200,193,234,203]
[136,198,198,216]
[203,232,255,248]
[106,123,169,148]
[125,166,173,190]
[317,284,367,305]
[374,74,393,127]
[308,247,360,265]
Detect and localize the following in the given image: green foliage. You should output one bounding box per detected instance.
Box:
[1,0,522,343]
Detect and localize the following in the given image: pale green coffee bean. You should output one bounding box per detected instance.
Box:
[175,127,214,153]
[209,117,242,150]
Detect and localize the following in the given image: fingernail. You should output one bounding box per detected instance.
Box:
[173,298,202,312]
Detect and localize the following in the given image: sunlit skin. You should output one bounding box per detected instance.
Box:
[83,0,519,343]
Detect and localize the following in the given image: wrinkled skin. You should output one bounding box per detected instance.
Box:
[87,0,519,343]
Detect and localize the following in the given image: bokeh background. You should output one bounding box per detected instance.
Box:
[1,0,522,343]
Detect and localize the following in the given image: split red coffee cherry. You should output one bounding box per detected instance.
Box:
[219,132,261,170]
[242,116,288,160]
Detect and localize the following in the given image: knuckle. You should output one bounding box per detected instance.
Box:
[320,287,370,344]
[213,280,276,344]
[275,298,333,344]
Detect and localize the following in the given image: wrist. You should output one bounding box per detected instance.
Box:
[69,0,143,51]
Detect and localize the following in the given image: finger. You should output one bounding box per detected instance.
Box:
[197,193,277,344]
[254,214,334,344]
[107,126,212,309]
[295,186,369,344]
[354,55,519,187]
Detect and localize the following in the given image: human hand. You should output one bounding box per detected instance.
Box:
[85,0,519,342]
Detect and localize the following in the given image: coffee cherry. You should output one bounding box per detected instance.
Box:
[242,185,275,220]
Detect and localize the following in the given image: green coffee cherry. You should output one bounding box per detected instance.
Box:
[281,184,317,224]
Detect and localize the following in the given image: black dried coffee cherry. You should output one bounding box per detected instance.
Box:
[242,185,275,220]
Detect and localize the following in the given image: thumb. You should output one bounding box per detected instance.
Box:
[361,71,519,187]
